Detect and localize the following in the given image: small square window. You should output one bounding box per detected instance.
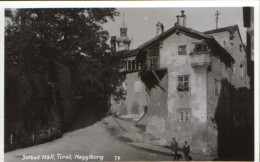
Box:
[178,45,187,55]
[177,75,189,91]
[178,110,190,122]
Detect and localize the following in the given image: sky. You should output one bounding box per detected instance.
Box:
[102,8,246,49]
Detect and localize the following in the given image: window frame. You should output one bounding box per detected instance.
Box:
[177,75,190,91]
[178,45,187,55]
[193,42,209,53]
[126,59,141,71]
[178,109,191,123]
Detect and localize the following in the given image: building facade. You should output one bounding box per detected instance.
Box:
[136,11,250,156]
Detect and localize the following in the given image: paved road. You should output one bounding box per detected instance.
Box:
[5,119,173,162]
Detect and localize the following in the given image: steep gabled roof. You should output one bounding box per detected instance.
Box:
[204,25,246,52]
[204,25,238,34]
[136,24,234,66]
[138,25,211,50]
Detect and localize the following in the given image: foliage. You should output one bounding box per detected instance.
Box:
[5,8,124,150]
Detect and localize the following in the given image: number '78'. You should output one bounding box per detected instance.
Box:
[114,156,120,161]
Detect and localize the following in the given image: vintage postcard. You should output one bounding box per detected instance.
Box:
[1,1,259,162]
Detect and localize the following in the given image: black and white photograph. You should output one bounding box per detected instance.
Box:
[2,2,258,162]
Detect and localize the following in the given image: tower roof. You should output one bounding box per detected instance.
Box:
[121,13,127,28]
[117,13,131,49]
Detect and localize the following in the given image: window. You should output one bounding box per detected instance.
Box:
[147,46,160,69]
[177,75,189,91]
[178,45,187,55]
[134,81,141,93]
[240,64,244,78]
[215,79,220,95]
[178,110,190,122]
[193,43,208,52]
[126,59,141,71]
[149,58,159,69]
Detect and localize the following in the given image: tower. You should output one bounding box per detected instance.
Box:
[117,14,131,51]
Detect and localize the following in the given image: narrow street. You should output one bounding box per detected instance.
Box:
[5,116,174,162]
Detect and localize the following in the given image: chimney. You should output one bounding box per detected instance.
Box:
[181,10,185,16]
[161,23,164,33]
[156,22,164,36]
[110,36,116,53]
[180,10,186,27]
[175,15,180,26]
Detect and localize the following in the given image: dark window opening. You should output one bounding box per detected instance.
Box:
[178,45,187,55]
[178,110,190,122]
[193,43,208,53]
[177,75,189,91]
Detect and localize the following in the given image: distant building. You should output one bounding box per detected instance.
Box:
[110,16,147,117]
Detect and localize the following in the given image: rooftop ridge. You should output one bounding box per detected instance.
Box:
[203,24,238,34]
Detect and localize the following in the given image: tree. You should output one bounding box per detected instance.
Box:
[5,8,124,150]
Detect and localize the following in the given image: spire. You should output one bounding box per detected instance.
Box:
[117,13,131,51]
[121,13,126,28]
[120,13,128,37]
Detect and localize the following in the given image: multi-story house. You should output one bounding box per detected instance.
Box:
[135,11,250,156]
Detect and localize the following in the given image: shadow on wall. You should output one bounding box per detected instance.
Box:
[214,79,254,160]
[140,69,167,93]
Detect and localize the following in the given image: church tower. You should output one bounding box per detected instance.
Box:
[117,14,131,51]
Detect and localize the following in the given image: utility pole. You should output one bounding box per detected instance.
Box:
[215,11,220,29]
